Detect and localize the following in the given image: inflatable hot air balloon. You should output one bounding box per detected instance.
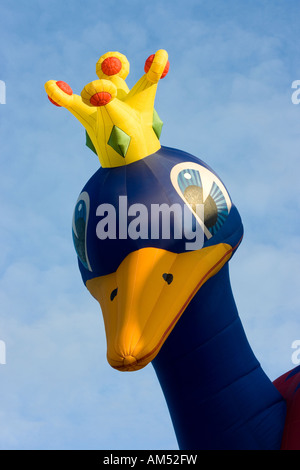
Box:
[45,50,300,450]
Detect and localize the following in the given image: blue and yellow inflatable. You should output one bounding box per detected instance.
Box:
[45,50,300,450]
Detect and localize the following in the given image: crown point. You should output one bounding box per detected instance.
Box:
[144,54,170,79]
[47,80,73,106]
[81,80,117,107]
[56,81,73,95]
[96,52,129,80]
[101,57,123,76]
[90,91,112,106]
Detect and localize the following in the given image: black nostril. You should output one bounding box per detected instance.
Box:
[110,288,118,301]
[162,273,173,285]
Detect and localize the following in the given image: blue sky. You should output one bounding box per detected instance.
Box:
[0,0,300,450]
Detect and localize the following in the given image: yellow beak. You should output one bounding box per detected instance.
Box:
[86,243,233,371]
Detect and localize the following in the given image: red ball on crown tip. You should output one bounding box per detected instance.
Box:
[101,57,122,76]
[47,81,73,107]
[90,91,112,106]
[144,54,170,79]
[56,81,73,95]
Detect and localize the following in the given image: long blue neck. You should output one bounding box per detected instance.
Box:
[152,265,286,450]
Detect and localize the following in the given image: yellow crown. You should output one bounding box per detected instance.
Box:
[45,50,169,168]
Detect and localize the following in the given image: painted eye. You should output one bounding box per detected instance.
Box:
[72,191,92,271]
[171,163,231,239]
[208,182,229,235]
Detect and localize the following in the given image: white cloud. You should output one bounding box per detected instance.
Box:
[0,260,177,449]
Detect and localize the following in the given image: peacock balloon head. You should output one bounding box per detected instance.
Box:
[45,50,243,372]
[45,50,169,168]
